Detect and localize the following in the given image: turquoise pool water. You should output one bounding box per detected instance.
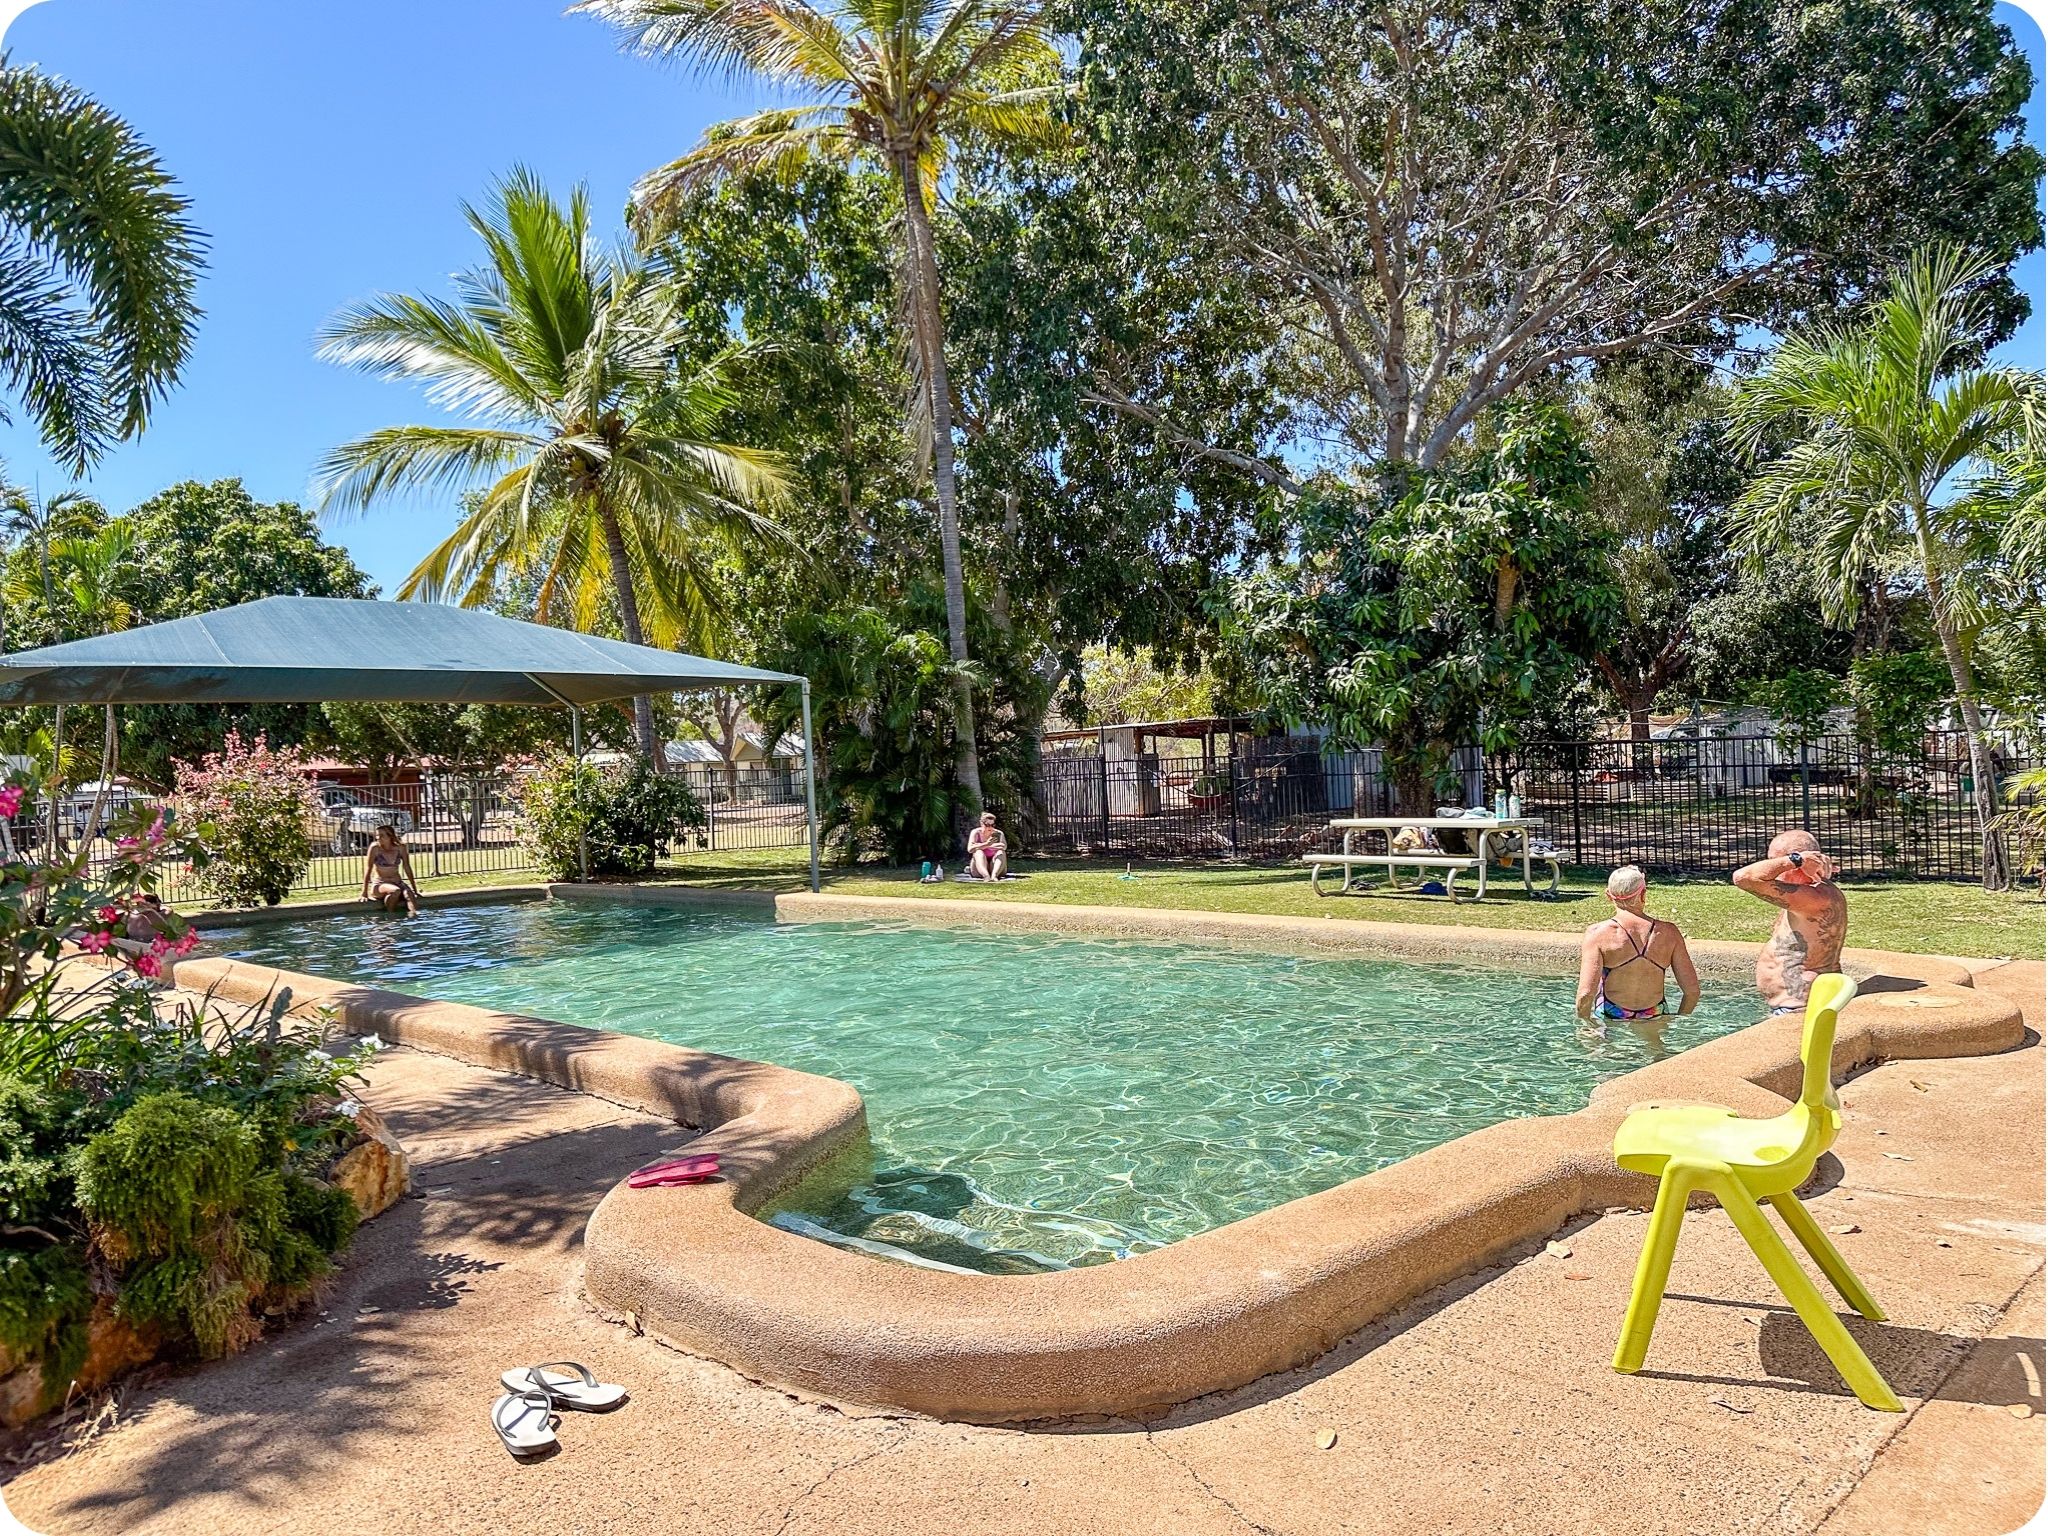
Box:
[217,901,1756,1273]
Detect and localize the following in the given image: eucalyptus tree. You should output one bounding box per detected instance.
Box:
[575,0,1068,812]
[1070,0,2040,481]
[1730,245,2040,890]
[317,169,787,762]
[0,64,202,470]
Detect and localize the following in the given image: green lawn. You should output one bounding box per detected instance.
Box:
[643,848,2046,960]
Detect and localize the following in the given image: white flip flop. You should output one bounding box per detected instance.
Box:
[500,1361,628,1412]
[491,1389,559,1458]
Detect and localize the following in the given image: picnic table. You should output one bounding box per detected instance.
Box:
[1303,815,1561,901]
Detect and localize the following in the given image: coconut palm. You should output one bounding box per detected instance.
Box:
[0,64,203,470]
[316,169,787,762]
[574,0,1066,811]
[1730,245,2039,891]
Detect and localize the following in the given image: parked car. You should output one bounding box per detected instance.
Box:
[65,781,152,839]
[311,782,415,853]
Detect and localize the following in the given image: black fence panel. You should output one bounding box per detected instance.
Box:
[1025,729,2035,882]
[669,762,810,854]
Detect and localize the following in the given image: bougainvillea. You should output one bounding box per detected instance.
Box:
[171,732,317,908]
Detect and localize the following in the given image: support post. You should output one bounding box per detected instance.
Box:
[800,680,820,893]
[570,705,589,883]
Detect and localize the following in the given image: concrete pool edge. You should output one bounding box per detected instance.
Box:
[178,900,2025,1424]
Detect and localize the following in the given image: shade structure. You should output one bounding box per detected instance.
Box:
[0,595,821,891]
[0,596,803,707]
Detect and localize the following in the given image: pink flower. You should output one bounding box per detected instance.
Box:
[96,905,122,924]
[79,930,112,955]
[173,930,199,956]
[0,786,23,819]
[148,934,171,958]
[132,953,161,978]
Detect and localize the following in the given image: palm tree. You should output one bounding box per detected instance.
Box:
[1,486,101,849]
[316,169,787,762]
[1730,245,2039,891]
[574,0,1066,812]
[45,521,136,845]
[0,485,99,652]
[0,64,203,471]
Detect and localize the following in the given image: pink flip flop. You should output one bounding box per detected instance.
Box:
[627,1153,721,1189]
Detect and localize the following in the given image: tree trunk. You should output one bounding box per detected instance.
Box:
[597,499,662,767]
[79,705,118,849]
[46,703,65,853]
[895,156,983,817]
[1915,507,2007,890]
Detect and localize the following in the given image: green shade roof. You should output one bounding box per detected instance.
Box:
[0,596,803,707]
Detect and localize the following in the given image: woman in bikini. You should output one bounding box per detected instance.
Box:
[1575,863,1700,1034]
[361,824,420,916]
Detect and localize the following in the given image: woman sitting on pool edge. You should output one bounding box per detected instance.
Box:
[361,823,421,916]
[966,811,1008,881]
[1575,864,1699,1047]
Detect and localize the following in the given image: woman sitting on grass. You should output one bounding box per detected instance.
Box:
[966,812,1008,881]
[361,823,420,915]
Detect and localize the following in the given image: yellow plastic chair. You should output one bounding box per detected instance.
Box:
[1610,974,1902,1411]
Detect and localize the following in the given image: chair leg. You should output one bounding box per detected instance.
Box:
[1613,1167,1693,1373]
[1719,1181,1903,1411]
[1767,1192,1888,1320]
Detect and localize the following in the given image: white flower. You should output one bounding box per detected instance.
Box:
[337,1100,362,1119]
[309,1049,332,1062]
[359,1033,384,1052]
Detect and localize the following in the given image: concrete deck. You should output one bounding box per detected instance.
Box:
[3,961,2040,1536]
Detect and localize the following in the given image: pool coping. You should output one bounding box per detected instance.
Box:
[177,885,2027,1423]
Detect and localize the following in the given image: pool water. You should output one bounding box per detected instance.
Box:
[218,901,1757,1273]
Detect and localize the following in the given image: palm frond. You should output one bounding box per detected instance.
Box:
[629,113,854,236]
[316,425,542,516]
[0,64,203,467]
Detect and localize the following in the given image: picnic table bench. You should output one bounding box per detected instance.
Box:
[1302,816,1561,901]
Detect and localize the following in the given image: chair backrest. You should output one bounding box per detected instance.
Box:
[1792,974,1858,1161]
[1797,974,1857,1106]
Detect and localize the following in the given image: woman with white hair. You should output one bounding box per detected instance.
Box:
[1575,863,1700,1026]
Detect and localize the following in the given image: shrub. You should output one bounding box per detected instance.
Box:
[509,751,706,879]
[0,1245,90,1392]
[172,731,317,907]
[0,777,373,1400]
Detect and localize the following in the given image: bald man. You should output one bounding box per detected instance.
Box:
[1732,830,1847,1015]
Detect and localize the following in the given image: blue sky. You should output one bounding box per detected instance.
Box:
[1,0,2043,597]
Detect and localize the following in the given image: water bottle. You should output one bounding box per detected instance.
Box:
[934,863,944,882]
[1507,792,1522,820]
[920,860,932,882]
[1493,789,1507,819]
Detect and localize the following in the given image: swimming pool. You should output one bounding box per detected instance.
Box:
[218,900,1756,1273]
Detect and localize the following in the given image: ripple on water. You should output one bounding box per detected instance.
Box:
[219,902,1757,1273]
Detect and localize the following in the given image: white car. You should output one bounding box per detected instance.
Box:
[311,782,416,853]
[66,781,151,838]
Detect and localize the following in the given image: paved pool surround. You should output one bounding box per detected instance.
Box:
[179,885,2027,1423]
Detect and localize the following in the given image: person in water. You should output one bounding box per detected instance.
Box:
[361,823,420,916]
[1733,830,1846,1015]
[966,811,1009,880]
[1576,864,1701,1033]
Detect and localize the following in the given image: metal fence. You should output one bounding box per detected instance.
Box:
[669,762,810,853]
[18,761,816,905]
[14,726,2029,899]
[1027,729,2038,881]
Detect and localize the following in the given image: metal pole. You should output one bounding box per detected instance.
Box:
[800,680,820,893]
[571,705,589,883]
